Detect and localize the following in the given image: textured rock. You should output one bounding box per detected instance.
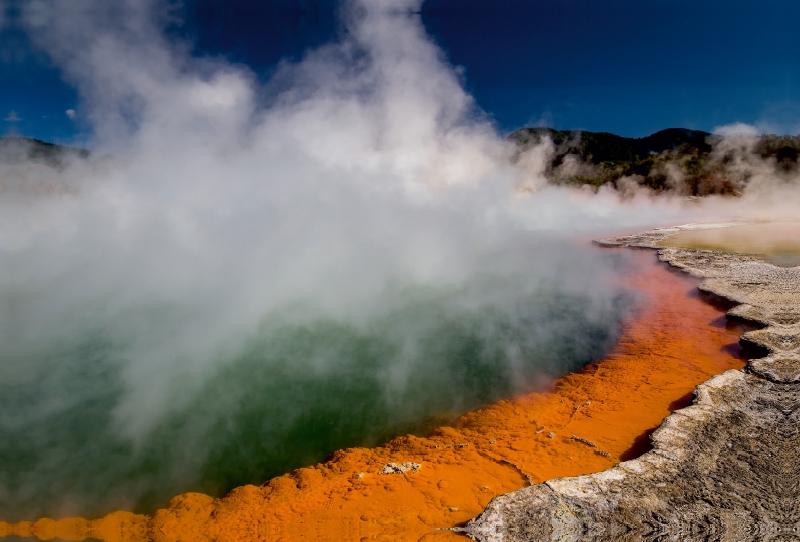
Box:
[379,462,420,474]
[465,223,800,542]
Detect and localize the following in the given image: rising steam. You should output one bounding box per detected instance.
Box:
[1,0,790,521]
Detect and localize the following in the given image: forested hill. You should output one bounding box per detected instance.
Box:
[6,129,799,197]
[510,127,713,163]
[510,127,800,196]
[0,137,89,168]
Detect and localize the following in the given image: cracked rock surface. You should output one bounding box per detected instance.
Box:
[464,224,800,542]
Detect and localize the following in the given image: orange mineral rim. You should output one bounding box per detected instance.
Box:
[0,248,754,542]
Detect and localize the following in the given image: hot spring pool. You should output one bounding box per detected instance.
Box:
[0,243,636,522]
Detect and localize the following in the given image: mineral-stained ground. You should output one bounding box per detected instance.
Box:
[466,223,800,542]
[0,234,757,542]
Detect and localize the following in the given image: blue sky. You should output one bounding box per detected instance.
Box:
[3,0,800,143]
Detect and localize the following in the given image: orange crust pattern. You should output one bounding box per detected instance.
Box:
[0,250,747,542]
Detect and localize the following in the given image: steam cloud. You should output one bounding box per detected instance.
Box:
[1,0,790,521]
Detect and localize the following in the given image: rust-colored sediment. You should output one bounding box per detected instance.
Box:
[0,249,749,542]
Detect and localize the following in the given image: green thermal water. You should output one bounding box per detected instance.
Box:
[0,257,635,522]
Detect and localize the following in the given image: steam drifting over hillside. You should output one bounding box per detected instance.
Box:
[0,0,797,521]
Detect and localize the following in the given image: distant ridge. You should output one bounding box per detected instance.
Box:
[0,136,89,168]
[509,127,800,196]
[510,127,714,163]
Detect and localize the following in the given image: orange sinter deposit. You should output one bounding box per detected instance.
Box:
[0,248,752,542]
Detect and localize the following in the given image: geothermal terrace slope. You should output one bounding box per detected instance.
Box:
[465,224,800,541]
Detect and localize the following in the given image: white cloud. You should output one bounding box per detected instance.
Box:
[65,108,76,120]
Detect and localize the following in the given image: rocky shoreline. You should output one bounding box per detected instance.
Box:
[465,224,800,542]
